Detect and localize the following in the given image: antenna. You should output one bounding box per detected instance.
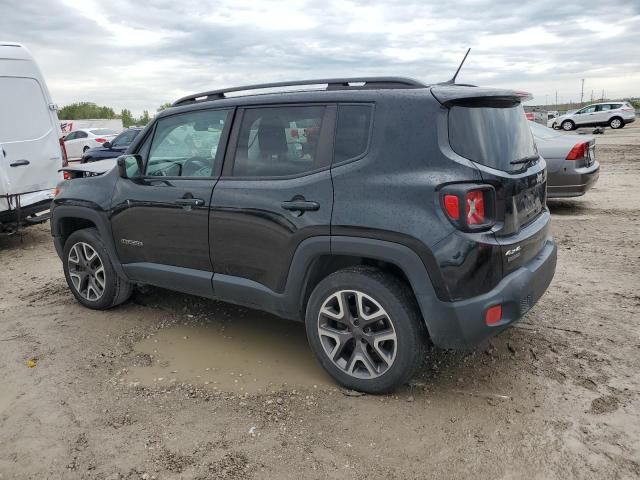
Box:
[444,48,471,85]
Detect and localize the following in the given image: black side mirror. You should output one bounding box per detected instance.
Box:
[117,154,144,179]
[103,141,112,149]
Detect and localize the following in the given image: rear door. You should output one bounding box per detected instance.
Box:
[210,104,334,294]
[0,76,62,195]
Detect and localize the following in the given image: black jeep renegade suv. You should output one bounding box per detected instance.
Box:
[51,77,557,393]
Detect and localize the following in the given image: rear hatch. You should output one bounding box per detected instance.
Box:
[433,86,550,274]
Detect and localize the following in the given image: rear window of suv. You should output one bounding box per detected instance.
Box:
[448,100,537,172]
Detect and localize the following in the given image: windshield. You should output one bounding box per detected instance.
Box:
[89,128,117,135]
[529,121,561,140]
[448,101,537,172]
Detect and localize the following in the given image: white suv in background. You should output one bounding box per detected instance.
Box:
[553,102,636,131]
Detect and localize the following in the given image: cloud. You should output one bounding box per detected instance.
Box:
[2,0,639,113]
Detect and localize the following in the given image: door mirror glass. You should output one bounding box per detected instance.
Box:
[117,154,143,179]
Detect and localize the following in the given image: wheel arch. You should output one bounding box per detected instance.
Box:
[286,236,442,337]
[51,205,129,280]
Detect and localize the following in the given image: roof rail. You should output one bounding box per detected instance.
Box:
[172,77,427,106]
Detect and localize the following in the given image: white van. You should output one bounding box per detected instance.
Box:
[0,42,67,234]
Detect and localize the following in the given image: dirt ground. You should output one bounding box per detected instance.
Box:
[1,123,639,480]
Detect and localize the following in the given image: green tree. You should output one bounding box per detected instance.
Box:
[58,102,116,120]
[120,108,135,127]
[137,110,151,126]
[157,102,173,113]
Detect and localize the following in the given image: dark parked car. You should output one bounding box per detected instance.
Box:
[52,77,557,393]
[80,127,143,163]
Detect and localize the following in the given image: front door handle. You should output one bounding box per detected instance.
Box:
[281,200,320,212]
[174,198,204,207]
[10,159,30,167]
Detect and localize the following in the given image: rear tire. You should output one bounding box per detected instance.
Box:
[561,120,575,131]
[305,266,426,393]
[609,117,623,129]
[63,228,133,310]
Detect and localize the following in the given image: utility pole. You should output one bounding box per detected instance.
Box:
[590,90,594,102]
[555,90,558,107]
[601,89,604,101]
[580,79,585,105]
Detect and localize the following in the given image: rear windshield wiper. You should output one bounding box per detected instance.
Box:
[510,154,540,166]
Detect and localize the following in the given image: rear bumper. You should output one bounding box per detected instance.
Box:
[547,164,599,198]
[423,239,557,349]
[624,117,636,125]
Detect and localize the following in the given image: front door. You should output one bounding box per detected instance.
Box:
[110,108,233,296]
[210,104,335,295]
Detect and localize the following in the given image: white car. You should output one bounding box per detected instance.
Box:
[64,128,118,160]
[552,102,636,131]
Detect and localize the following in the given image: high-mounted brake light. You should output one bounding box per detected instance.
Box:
[566,142,587,160]
[95,138,107,143]
[466,190,485,225]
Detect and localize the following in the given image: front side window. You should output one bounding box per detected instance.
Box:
[145,109,230,177]
[578,106,596,114]
[334,104,373,164]
[232,106,326,177]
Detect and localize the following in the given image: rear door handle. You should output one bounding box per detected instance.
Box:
[10,159,30,167]
[281,200,320,212]
[174,198,204,207]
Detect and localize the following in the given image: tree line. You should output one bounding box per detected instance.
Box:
[58,102,173,128]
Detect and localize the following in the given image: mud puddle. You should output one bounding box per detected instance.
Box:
[126,313,332,393]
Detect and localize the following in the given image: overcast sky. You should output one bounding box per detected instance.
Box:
[3,0,639,114]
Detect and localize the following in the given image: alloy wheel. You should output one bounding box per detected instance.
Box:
[610,118,621,129]
[67,242,106,301]
[562,121,573,131]
[317,290,397,379]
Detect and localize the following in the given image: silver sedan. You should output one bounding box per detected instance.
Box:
[529,122,600,198]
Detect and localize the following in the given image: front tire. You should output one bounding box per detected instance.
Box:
[305,267,426,393]
[561,120,575,131]
[63,228,133,309]
[609,117,623,129]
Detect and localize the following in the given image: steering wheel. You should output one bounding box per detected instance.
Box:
[182,157,210,176]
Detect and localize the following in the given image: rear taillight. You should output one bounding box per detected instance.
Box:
[63,171,71,180]
[441,184,496,231]
[622,107,634,112]
[59,137,68,167]
[95,138,107,143]
[466,190,485,225]
[443,195,460,220]
[566,142,588,160]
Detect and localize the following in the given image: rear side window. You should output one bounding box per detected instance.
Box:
[448,101,537,173]
[0,77,51,143]
[334,104,373,163]
[232,106,327,177]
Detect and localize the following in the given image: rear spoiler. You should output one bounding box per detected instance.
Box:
[431,85,532,106]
